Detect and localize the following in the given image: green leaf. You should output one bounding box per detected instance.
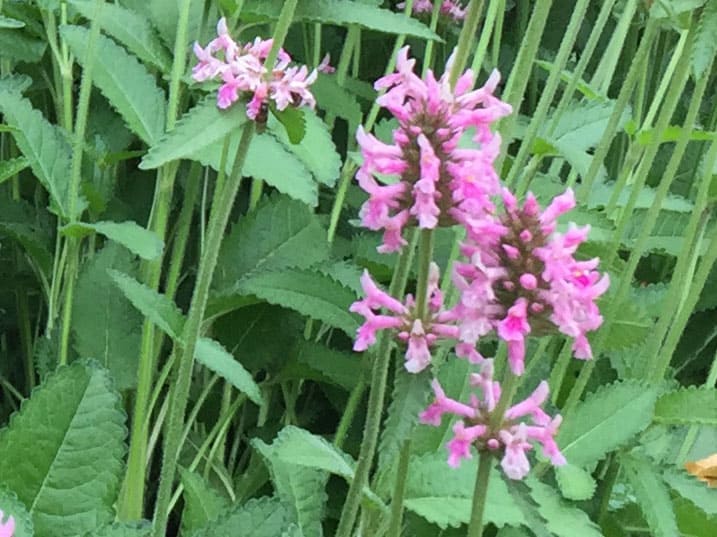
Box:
[0,15,24,29]
[108,270,185,340]
[212,194,329,298]
[0,197,53,277]
[0,90,80,220]
[526,478,602,537]
[675,496,717,537]
[404,453,526,529]
[294,341,361,391]
[253,438,327,537]
[693,0,717,77]
[0,74,32,94]
[180,469,229,536]
[61,220,164,260]
[267,425,354,479]
[191,497,292,537]
[534,60,606,101]
[236,269,358,336]
[72,244,142,390]
[0,157,29,185]
[60,25,167,145]
[140,97,247,170]
[0,361,126,537]
[68,0,171,72]
[243,0,440,40]
[194,337,263,406]
[270,105,306,145]
[84,522,152,537]
[622,454,680,537]
[654,387,717,425]
[663,467,717,516]
[554,464,597,501]
[557,381,658,467]
[0,487,33,537]
[0,30,46,63]
[600,299,651,352]
[312,74,362,129]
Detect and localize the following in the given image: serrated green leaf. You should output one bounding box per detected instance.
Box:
[0,361,126,537]
[61,220,164,260]
[654,387,717,425]
[212,194,329,298]
[190,497,291,537]
[60,25,167,145]
[404,453,525,529]
[84,522,152,537]
[693,0,717,77]
[194,337,263,406]
[140,97,247,169]
[0,487,33,537]
[180,469,229,536]
[554,463,597,501]
[0,15,24,29]
[622,453,680,537]
[268,426,354,478]
[108,270,185,340]
[0,90,80,220]
[69,0,171,72]
[0,157,29,184]
[253,438,327,537]
[311,74,362,129]
[0,30,46,63]
[663,467,717,515]
[145,0,203,50]
[243,0,440,40]
[294,341,361,391]
[236,269,358,335]
[557,381,658,467]
[600,299,651,352]
[72,244,142,390]
[526,478,602,537]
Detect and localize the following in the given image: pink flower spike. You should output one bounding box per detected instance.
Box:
[0,510,14,537]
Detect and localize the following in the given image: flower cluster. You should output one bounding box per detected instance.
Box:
[0,510,14,537]
[193,18,317,119]
[356,46,511,253]
[420,360,565,479]
[398,0,467,21]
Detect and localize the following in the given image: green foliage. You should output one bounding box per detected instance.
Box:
[0,29,46,63]
[61,220,164,260]
[693,0,717,77]
[622,454,680,537]
[194,337,264,406]
[294,340,362,391]
[0,361,126,537]
[0,157,29,185]
[180,469,230,536]
[662,468,717,516]
[265,426,354,479]
[243,0,440,40]
[311,74,362,130]
[554,464,597,501]
[653,387,717,425]
[525,478,602,537]
[60,25,167,145]
[0,15,25,29]
[84,522,152,537]
[0,90,81,220]
[557,381,658,467]
[0,487,33,537]
[270,105,306,145]
[190,497,293,537]
[72,243,142,390]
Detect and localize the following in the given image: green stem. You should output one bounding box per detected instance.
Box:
[470,0,503,74]
[386,439,412,537]
[466,451,494,537]
[590,0,637,93]
[334,377,366,449]
[448,0,485,85]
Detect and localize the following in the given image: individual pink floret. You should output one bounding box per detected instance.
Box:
[0,510,14,537]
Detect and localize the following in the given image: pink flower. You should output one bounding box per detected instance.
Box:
[0,510,14,537]
[318,53,336,74]
[398,0,467,21]
[355,46,510,252]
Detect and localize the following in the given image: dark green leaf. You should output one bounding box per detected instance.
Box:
[190,497,292,537]
[270,105,306,145]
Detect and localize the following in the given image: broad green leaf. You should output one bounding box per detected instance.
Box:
[0,15,24,29]
[84,522,152,537]
[60,25,167,145]
[243,0,440,40]
[194,337,263,406]
[294,341,362,391]
[0,74,32,93]
[0,361,126,537]
[268,109,341,187]
[526,479,602,537]
[270,105,306,145]
[0,90,79,219]
[554,464,597,501]
[69,0,171,72]
[72,244,142,390]
[236,269,358,336]
[600,299,651,352]
[253,438,327,537]
[663,468,717,516]
[108,270,185,340]
[693,0,717,77]
[268,426,354,479]
[212,194,329,297]
[191,497,292,537]
[0,488,33,537]
[654,387,717,425]
[0,30,46,63]
[180,469,229,536]
[140,97,247,170]
[675,496,717,537]
[404,453,525,529]
[61,220,164,260]
[312,74,362,129]
[622,454,679,537]
[146,0,203,50]
[0,157,29,185]
[557,381,658,467]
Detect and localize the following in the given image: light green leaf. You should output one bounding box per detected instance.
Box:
[0,90,79,220]
[557,381,658,467]
[60,25,167,145]
[554,464,597,501]
[526,479,602,537]
[194,338,263,406]
[0,74,32,94]
[622,454,679,537]
[693,0,717,77]
[0,361,126,537]
[191,497,292,537]
[243,0,440,40]
[108,270,185,340]
[0,30,46,63]
[601,299,652,352]
[73,244,142,390]
[663,467,717,516]
[236,269,358,336]
[654,387,717,425]
[0,488,33,537]
[180,469,229,536]
[61,220,164,260]
[69,0,171,72]
[0,157,29,185]
[268,426,354,479]
[83,522,152,537]
[0,15,24,29]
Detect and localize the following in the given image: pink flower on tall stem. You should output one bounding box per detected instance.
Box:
[0,510,14,537]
